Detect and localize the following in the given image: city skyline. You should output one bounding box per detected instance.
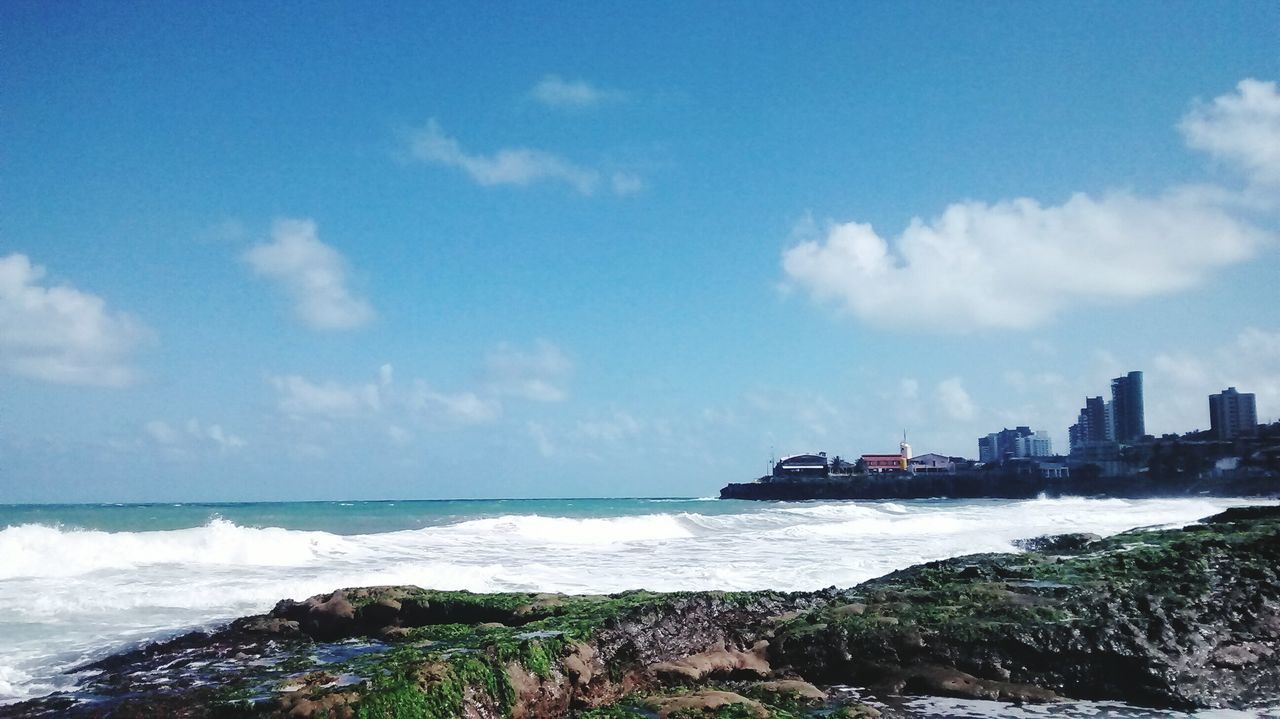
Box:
[3,3,1279,502]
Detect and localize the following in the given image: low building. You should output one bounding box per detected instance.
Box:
[908,452,955,473]
[1036,461,1070,479]
[861,453,906,473]
[770,453,829,481]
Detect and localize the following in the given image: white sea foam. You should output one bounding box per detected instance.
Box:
[0,496,1273,705]
[0,518,351,580]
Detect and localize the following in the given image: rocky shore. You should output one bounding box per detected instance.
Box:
[4,506,1278,718]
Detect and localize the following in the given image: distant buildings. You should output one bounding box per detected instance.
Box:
[1209,387,1258,440]
[1014,431,1053,457]
[1111,371,1145,443]
[1070,371,1146,452]
[979,426,1053,461]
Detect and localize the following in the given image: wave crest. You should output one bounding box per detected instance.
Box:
[0,519,349,580]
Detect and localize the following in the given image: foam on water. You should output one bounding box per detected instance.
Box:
[0,496,1273,706]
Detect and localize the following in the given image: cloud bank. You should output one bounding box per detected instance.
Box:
[783,79,1279,333]
[243,219,374,331]
[0,253,149,386]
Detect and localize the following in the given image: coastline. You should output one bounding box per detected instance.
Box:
[720,470,1280,501]
[4,505,1279,718]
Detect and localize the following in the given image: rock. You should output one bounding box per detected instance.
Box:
[647,640,772,683]
[881,664,1058,702]
[648,690,768,718]
[1204,505,1280,523]
[829,602,867,617]
[1012,532,1101,554]
[830,704,882,719]
[751,678,827,702]
[357,597,402,631]
[301,590,357,640]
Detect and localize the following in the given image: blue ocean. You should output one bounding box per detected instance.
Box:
[0,496,1273,716]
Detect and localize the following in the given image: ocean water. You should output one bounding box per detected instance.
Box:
[0,495,1274,714]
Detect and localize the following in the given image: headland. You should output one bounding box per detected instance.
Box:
[721,421,1280,501]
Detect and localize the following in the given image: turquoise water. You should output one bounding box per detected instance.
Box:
[0,497,737,534]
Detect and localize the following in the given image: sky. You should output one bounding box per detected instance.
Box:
[2,2,1279,502]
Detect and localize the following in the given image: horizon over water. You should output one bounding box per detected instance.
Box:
[2,495,1277,717]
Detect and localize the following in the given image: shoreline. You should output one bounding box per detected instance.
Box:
[4,505,1279,717]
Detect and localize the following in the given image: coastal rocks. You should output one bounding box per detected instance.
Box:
[750,679,828,702]
[6,508,1280,717]
[647,640,772,683]
[770,508,1280,710]
[1010,532,1100,554]
[646,690,768,718]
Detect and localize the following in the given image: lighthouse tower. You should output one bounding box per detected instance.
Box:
[899,431,911,470]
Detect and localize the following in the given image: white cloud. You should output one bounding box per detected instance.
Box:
[407,381,502,424]
[575,410,642,442]
[529,75,624,109]
[1149,327,1280,431]
[410,120,597,193]
[527,421,556,457]
[746,388,840,438]
[1180,78,1280,187]
[145,420,180,444]
[783,80,1279,334]
[936,377,977,421]
[243,218,374,331]
[268,341,569,435]
[782,189,1267,332]
[484,340,573,402]
[271,374,381,418]
[899,378,919,400]
[408,120,640,196]
[610,172,645,195]
[0,253,149,386]
[144,418,245,453]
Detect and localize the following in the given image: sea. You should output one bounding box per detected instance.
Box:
[1,495,1277,717]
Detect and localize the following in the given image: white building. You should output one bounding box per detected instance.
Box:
[1013,431,1053,458]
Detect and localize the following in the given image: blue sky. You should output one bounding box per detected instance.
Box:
[2,2,1279,502]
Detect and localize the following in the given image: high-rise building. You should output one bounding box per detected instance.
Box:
[1209,387,1258,440]
[1068,396,1108,451]
[978,434,995,462]
[1110,371,1145,443]
[977,426,1050,460]
[1013,431,1053,457]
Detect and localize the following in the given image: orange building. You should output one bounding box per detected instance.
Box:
[861,454,907,473]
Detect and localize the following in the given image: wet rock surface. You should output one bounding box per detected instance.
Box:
[3,507,1279,718]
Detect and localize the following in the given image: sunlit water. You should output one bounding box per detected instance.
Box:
[1,495,1274,715]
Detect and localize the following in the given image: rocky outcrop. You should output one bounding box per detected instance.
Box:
[771,505,1280,710]
[4,507,1279,718]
